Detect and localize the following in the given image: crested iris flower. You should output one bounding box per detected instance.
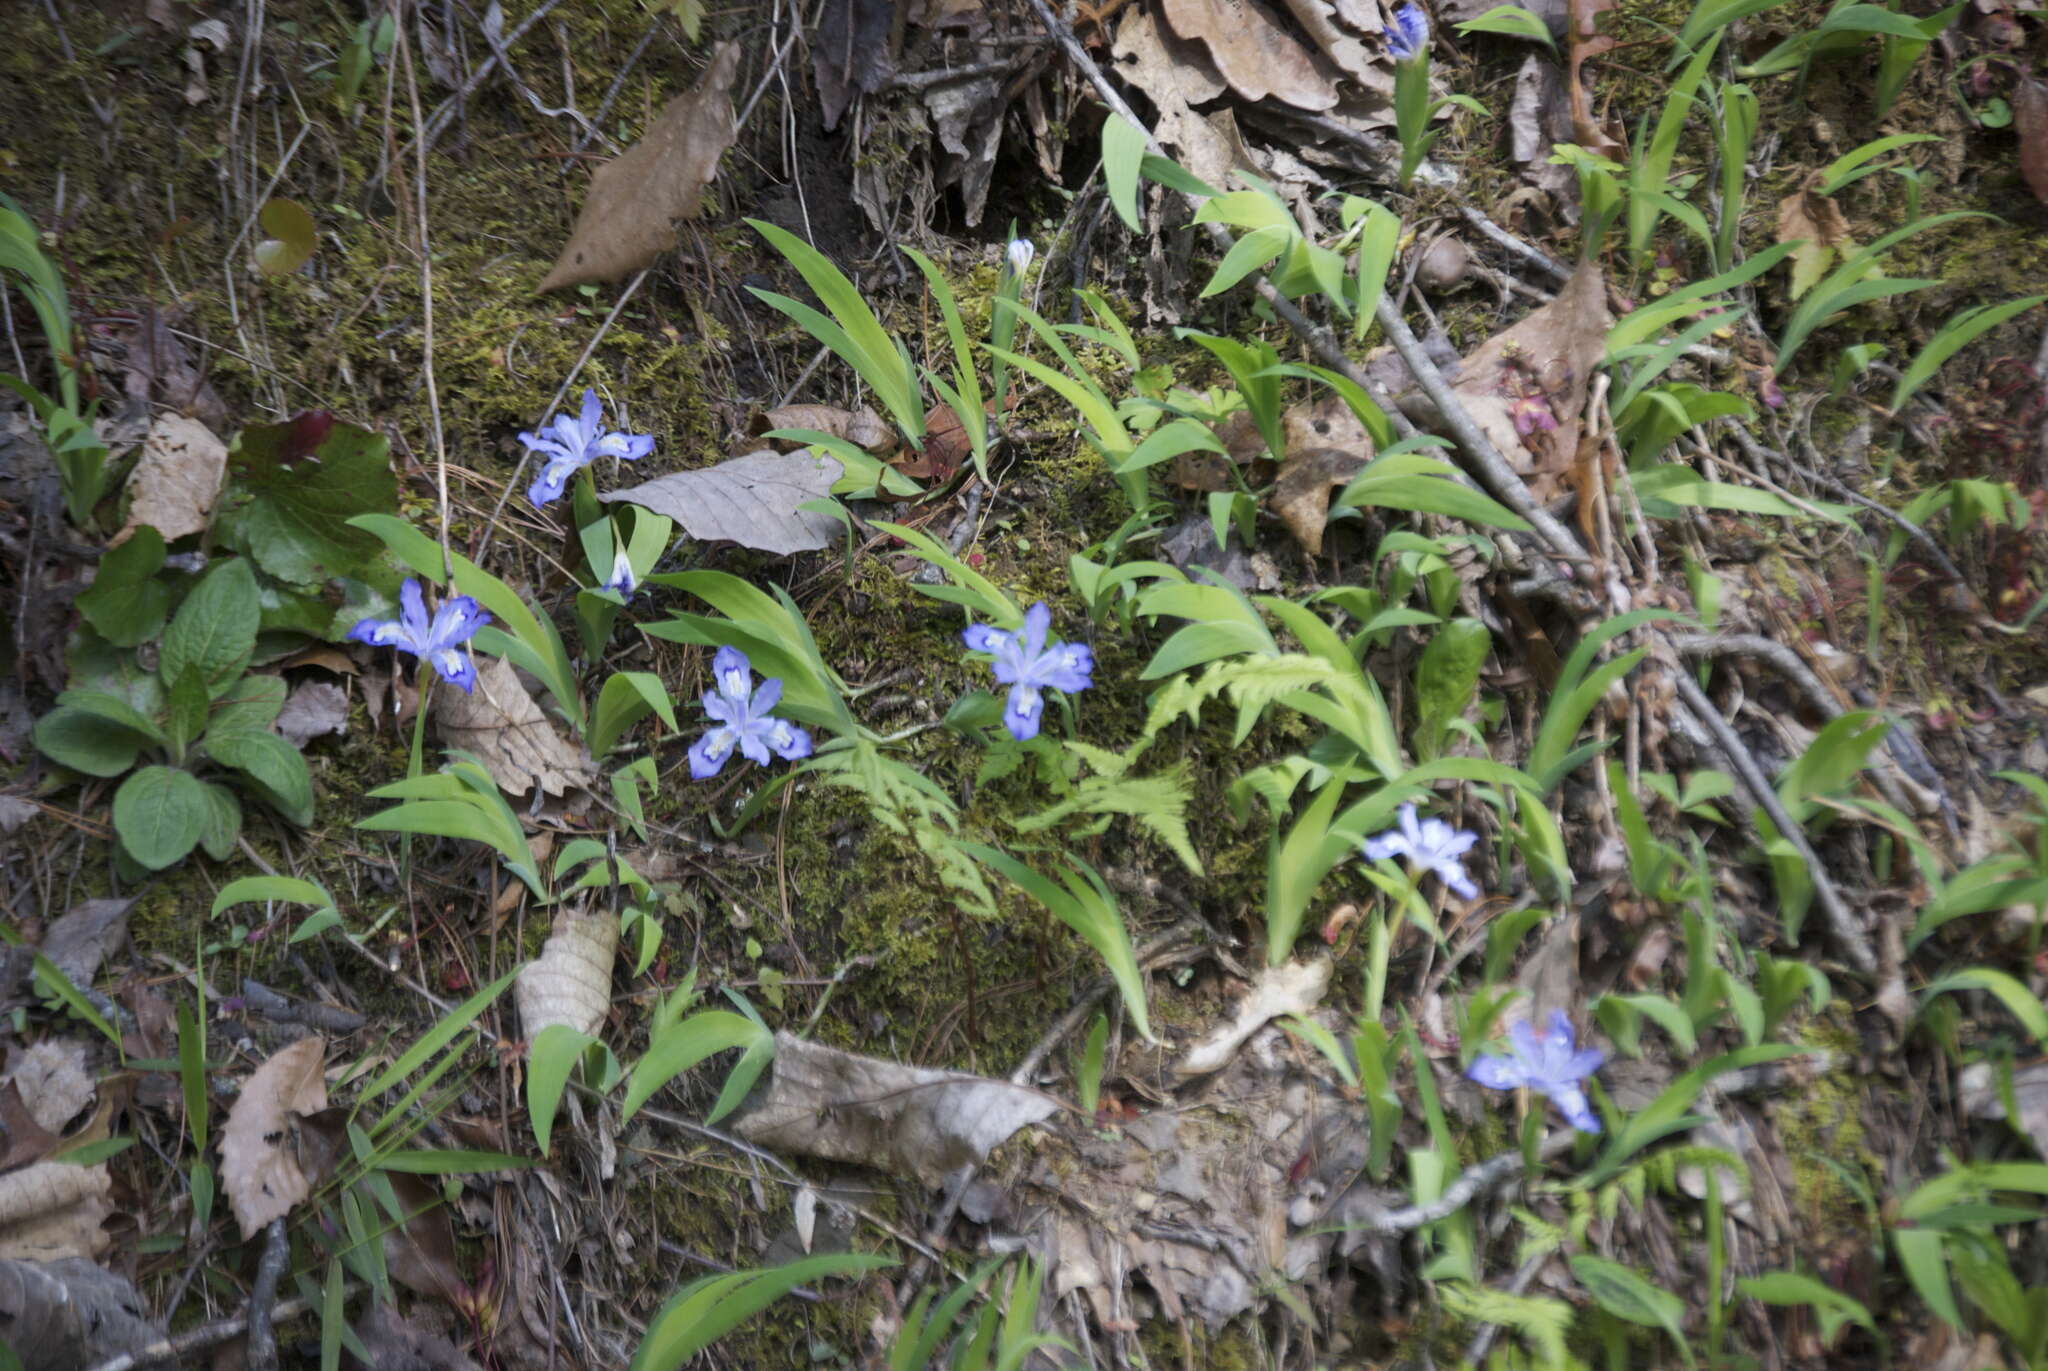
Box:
[601,544,637,599]
[1387,3,1430,61]
[347,578,491,693]
[518,388,654,508]
[1362,802,1480,899]
[688,647,813,779]
[1005,238,1035,278]
[962,601,1093,741]
[1468,1010,1606,1133]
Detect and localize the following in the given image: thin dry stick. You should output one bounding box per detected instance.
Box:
[83,1290,334,1371]
[398,4,455,585]
[1672,669,1876,973]
[474,269,649,563]
[244,1218,290,1371]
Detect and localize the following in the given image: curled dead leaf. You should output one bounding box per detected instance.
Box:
[219,1036,328,1240]
[538,44,741,291]
[2013,76,2048,203]
[113,413,228,547]
[601,449,845,556]
[1272,448,1369,555]
[1160,0,1340,110]
[731,1033,1059,1190]
[1775,174,1852,299]
[0,1163,113,1261]
[515,907,618,1040]
[435,655,595,799]
[749,404,895,454]
[1112,10,1243,193]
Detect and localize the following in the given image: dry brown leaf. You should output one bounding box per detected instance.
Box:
[749,404,894,454]
[1276,0,1388,95]
[1160,0,1340,109]
[1112,10,1243,193]
[38,898,134,989]
[926,73,1005,227]
[1448,260,1610,501]
[0,1082,59,1172]
[0,1257,162,1371]
[515,907,618,1040]
[3,1041,94,1135]
[538,44,740,291]
[731,1033,1059,1189]
[601,449,844,556]
[1564,0,1623,159]
[814,0,898,131]
[275,680,350,747]
[1775,174,1852,299]
[1272,448,1369,555]
[2013,76,2048,203]
[219,1036,327,1240]
[435,655,595,799]
[0,1161,113,1260]
[112,413,228,547]
[1175,958,1331,1076]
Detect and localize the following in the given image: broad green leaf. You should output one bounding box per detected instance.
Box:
[1921,967,2048,1046]
[195,781,243,861]
[165,666,209,758]
[216,415,396,585]
[76,526,171,646]
[591,671,677,759]
[1412,618,1489,760]
[208,673,288,736]
[33,706,149,777]
[964,845,1154,1041]
[1893,294,2048,411]
[113,765,208,869]
[207,729,315,826]
[159,557,259,698]
[1738,1271,1876,1345]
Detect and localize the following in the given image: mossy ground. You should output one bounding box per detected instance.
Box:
[7,0,2048,1365]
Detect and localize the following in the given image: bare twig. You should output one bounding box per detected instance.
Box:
[244,1219,289,1371]
[398,9,454,586]
[1457,204,1573,283]
[83,1288,342,1371]
[1672,670,1876,973]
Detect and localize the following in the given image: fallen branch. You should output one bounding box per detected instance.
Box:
[244,1218,289,1371]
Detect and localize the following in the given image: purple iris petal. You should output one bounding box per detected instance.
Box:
[688,646,812,779]
[1361,802,1480,899]
[1387,3,1430,60]
[961,601,1094,741]
[347,578,491,693]
[1467,1010,1605,1133]
[518,388,654,508]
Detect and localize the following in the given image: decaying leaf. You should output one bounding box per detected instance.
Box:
[1272,448,1369,555]
[0,1162,113,1261]
[601,449,844,556]
[274,680,350,747]
[730,1033,1059,1190]
[814,0,898,131]
[219,1036,328,1240]
[435,655,595,799]
[1508,57,1578,210]
[515,907,618,1040]
[1277,0,1390,98]
[538,43,741,291]
[109,413,226,548]
[1563,0,1623,159]
[2,1041,94,1136]
[1160,0,1340,110]
[0,1257,161,1371]
[1175,958,1332,1076]
[2013,76,2048,203]
[0,1084,59,1172]
[926,70,1005,228]
[38,898,134,989]
[1775,174,1852,299]
[1447,260,1610,501]
[749,404,894,454]
[1112,11,1242,193]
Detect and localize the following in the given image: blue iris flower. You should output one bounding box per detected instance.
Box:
[1468,1010,1606,1134]
[1361,802,1480,899]
[518,388,654,508]
[601,544,637,599]
[688,647,813,779]
[1387,3,1430,61]
[962,601,1094,741]
[347,578,491,693]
